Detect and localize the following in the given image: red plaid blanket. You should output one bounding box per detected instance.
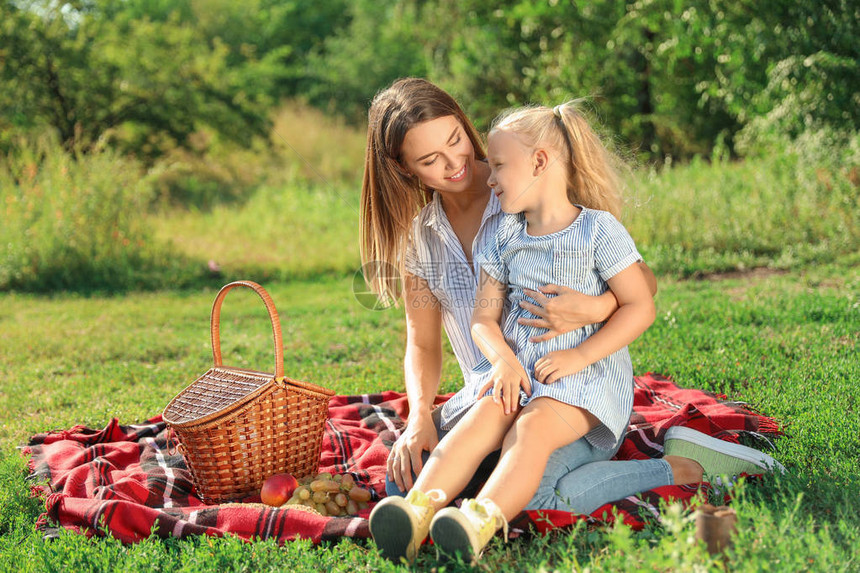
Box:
[24,373,781,544]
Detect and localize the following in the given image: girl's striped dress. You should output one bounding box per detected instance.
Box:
[440,206,643,450]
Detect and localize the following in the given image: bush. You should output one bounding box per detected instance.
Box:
[145,101,367,212]
[0,137,201,292]
[269,101,367,184]
[148,136,270,211]
[736,52,860,157]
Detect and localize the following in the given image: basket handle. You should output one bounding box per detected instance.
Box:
[210,281,284,378]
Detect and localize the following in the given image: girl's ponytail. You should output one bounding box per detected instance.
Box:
[554,102,623,218]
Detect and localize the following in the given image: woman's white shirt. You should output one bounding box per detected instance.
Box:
[403,191,504,399]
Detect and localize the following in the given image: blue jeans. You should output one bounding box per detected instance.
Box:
[384,407,674,515]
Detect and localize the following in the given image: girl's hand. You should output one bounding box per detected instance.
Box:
[534,349,584,384]
[518,285,615,342]
[478,360,532,415]
[387,410,438,492]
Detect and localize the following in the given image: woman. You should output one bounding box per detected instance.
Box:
[359,78,782,523]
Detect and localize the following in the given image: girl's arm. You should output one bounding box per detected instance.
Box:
[534,263,656,384]
[640,261,658,295]
[471,270,532,415]
[388,273,443,492]
[518,261,657,342]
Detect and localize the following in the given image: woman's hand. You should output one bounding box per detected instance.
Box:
[478,359,532,415]
[387,410,439,492]
[534,348,585,384]
[517,285,616,342]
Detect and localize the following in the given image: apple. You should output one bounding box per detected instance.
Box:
[260,472,299,507]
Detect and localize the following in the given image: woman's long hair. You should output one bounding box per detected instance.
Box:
[490,101,624,218]
[360,78,485,302]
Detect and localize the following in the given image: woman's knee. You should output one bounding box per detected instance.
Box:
[525,482,561,511]
[525,461,570,511]
[524,438,608,510]
[543,437,603,479]
[383,448,432,497]
[384,473,406,498]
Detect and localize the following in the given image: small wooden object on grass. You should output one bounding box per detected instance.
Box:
[695,504,738,555]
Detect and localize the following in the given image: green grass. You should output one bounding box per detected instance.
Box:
[1,136,858,569]
[0,138,203,293]
[625,153,859,277]
[150,182,362,283]
[1,261,858,571]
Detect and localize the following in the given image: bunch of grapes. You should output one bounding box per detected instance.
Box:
[285,472,372,516]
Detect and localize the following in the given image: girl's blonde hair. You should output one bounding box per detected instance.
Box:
[491,101,623,218]
[360,78,486,302]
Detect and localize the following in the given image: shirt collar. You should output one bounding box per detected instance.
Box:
[480,191,501,226]
[424,191,443,229]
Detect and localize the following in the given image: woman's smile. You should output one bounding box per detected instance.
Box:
[445,163,467,182]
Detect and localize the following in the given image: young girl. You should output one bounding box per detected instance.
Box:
[369,101,656,562]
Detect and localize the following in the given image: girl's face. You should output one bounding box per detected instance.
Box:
[400,115,478,192]
[486,129,537,214]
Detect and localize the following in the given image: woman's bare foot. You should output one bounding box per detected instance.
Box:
[664,455,704,484]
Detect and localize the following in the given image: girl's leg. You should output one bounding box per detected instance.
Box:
[384,406,501,499]
[370,398,513,563]
[429,398,598,561]
[413,397,515,510]
[477,397,599,520]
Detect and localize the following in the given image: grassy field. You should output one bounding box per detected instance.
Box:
[146,153,860,286]
[1,258,858,571]
[4,106,857,292]
[1,126,859,570]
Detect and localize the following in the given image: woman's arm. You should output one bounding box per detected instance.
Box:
[518,261,657,342]
[471,270,532,415]
[388,273,444,492]
[534,263,656,384]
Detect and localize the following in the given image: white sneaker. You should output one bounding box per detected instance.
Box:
[369,489,445,563]
[430,498,508,563]
[664,426,785,480]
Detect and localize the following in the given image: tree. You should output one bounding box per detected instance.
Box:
[0,0,278,158]
[306,0,429,122]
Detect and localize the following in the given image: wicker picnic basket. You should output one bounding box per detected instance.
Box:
[162,280,334,504]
